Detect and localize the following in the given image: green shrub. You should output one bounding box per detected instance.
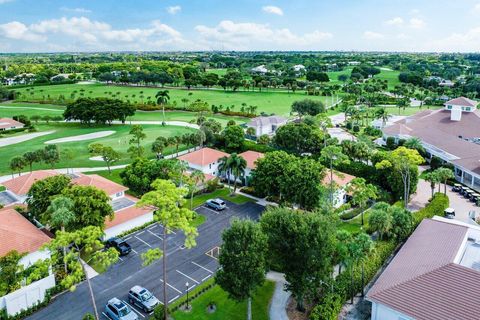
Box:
[242,140,276,153]
[151,305,165,320]
[310,293,343,320]
[352,125,360,133]
[345,122,352,130]
[206,178,221,192]
[386,137,396,150]
[413,193,449,226]
[82,314,95,320]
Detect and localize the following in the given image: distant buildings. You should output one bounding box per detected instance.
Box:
[382,97,480,191]
[251,65,269,74]
[246,115,288,137]
[368,217,480,320]
[0,118,25,131]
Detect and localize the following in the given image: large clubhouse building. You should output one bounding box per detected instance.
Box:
[382,97,480,191]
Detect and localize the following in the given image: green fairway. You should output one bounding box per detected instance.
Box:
[384,105,441,116]
[0,103,65,119]
[327,67,400,89]
[172,280,275,320]
[14,83,330,116]
[0,123,196,176]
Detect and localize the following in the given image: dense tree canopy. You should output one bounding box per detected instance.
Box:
[64,97,135,125]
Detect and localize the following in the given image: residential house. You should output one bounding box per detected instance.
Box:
[246,116,288,137]
[382,97,480,191]
[367,217,480,320]
[1,171,154,239]
[251,65,268,74]
[322,171,355,208]
[238,151,264,185]
[178,147,229,176]
[0,207,55,317]
[0,118,25,131]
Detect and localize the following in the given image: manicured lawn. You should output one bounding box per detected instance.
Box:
[0,123,195,175]
[339,209,371,234]
[14,83,331,116]
[172,280,275,320]
[87,168,124,185]
[192,188,255,208]
[384,105,441,116]
[0,102,65,118]
[327,67,401,89]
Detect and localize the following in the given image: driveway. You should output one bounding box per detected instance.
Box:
[329,112,346,126]
[27,200,265,320]
[327,127,356,142]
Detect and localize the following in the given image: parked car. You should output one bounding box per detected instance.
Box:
[465,190,475,199]
[444,208,455,219]
[105,237,131,256]
[104,298,138,320]
[128,286,159,313]
[460,186,470,196]
[452,184,462,192]
[205,198,226,211]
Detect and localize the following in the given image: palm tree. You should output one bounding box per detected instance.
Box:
[424,171,440,198]
[155,90,170,123]
[189,170,205,209]
[404,137,425,154]
[47,196,75,273]
[435,167,455,194]
[218,156,232,191]
[228,153,247,194]
[375,107,390,127]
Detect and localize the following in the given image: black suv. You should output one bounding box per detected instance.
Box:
[105,237,132,256]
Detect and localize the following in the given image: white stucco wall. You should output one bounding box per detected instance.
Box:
[104,211,154,239]
[19,250,51,269]
[371,302,414,320]
[188,162,220,176]
[333,189,347,208]
[0,274,55,316]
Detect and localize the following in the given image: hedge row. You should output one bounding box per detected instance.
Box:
[310,193,449,320]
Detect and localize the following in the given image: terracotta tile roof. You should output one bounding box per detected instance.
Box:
[0,207,51,257]
[72,174,128,196]
[3,170,59,196]
[0,118,25,130]
[177,147,229,167]
[239,151,264,169]
[322,171,355,187]
[366,219,480,320]
[105,195,153,229]
[445,96,478,107]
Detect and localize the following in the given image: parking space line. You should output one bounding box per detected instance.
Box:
[202,274,212,281]
[124,236,132,241]
[201,205,219,214]
[122,300,145,318]
[135,235,152,247]
[131,248,138,254]
[168,295,180,303]
[148,229,163,240]
[136,231,145,236]
[118,256,124,262]
[159,279,182,294]
[148,224,157,230]
[102,311,112,319]
[192,261,213,273]
[176,270,200,284]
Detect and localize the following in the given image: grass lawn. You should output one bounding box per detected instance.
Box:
[339,209,371,234]
[206,68,228,76]
[384,105,441,116]
[14,83,331,116]
[87,168,124,185]
[192,188,255,208]
[0,102,65,118]
[0,122,195,176]
[327,67,401,89]
[172,279,275,320]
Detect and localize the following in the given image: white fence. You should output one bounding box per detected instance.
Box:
[0,274,55,316]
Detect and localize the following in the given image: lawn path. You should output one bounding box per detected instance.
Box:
[0,131,55,147]
[266,271,290,320]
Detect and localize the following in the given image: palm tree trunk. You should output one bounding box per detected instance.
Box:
[162,105,166,123]
[444,180,447,195]
[247,296,252,320]
[163,225,168,320]
[80,259,99,320]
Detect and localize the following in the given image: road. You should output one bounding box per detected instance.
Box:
[27,200,265,320]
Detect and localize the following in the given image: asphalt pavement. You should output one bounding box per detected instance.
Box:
[27,200,264,320]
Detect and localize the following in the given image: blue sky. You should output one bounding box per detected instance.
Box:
[1,0,480,52]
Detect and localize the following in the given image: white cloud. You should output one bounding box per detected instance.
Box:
[385,17,404,26]
[0,21,45,42]
[167,5,181,15]
[426,26,480,52]
[409,18,425,29]
[262,5,283,16]
[194,20,332,50]
[362,31,384,40]
[60,7,91,13]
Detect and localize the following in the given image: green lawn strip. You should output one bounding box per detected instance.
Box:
[0,122,195,176]
[339,209,371,234]
[192,188,255,208]
[14,83,331,116]
[171,279,275,320]
[87,168,124,185]
[383,105,441,116]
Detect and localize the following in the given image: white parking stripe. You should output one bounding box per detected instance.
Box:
[131,248,138,254]
[190,284,196,290]
[202,274,212,281]
[159,279,182,294]
[168,295,180,303]
[148,224,157,230]
[201,206,219,214]
[122,300,145,318]
[176,270,200,284]
[118,256,124,262]
[135,236,152,247]
[102,312,112,319]
[148,229,163,241]
[192,261,213,273]
[136,231,145,236]
[124,236,132,241]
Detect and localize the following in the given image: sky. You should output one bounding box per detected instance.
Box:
[1,0,480,53]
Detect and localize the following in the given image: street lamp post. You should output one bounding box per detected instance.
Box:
[185,282,190,310]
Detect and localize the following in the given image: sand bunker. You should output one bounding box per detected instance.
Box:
[45,130,115,144]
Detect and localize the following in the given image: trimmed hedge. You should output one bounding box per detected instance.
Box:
[412,193,449,226]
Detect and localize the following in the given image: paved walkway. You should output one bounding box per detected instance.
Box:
[327,127,356,142]
[235,190,278,207]
[0,130,56,147]
[266,271,290,320]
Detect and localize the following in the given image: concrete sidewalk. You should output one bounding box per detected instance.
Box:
[266,271,290,320]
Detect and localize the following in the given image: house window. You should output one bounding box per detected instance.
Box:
[447,105,452,110]
[466,107,471,111]
[209,164,212,169]
[115,192,123,197]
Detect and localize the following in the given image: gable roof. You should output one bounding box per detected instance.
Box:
[0,118,24,129]
[72,173,128,196]
[0,207,51,257]
[445,96,478,107]
[105,195,153,229]
[3,170,59,196]
[239,151,264,169]
[366,218,480,320]
[322,171,355,187]
[177,147,229,167]
[248,116,287,127]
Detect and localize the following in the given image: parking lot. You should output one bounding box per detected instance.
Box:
[27,199,265,320]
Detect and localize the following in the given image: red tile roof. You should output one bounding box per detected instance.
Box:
[3,170,59,196]
[445,96,478,107]
[322,171,355,187]
[177,147,229,167]
[0,118,25,130]
[0,207,51,257]
[72,174,128,196]
[239,151,264,169]
[105,195,153,229]
[367,219,480,320]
